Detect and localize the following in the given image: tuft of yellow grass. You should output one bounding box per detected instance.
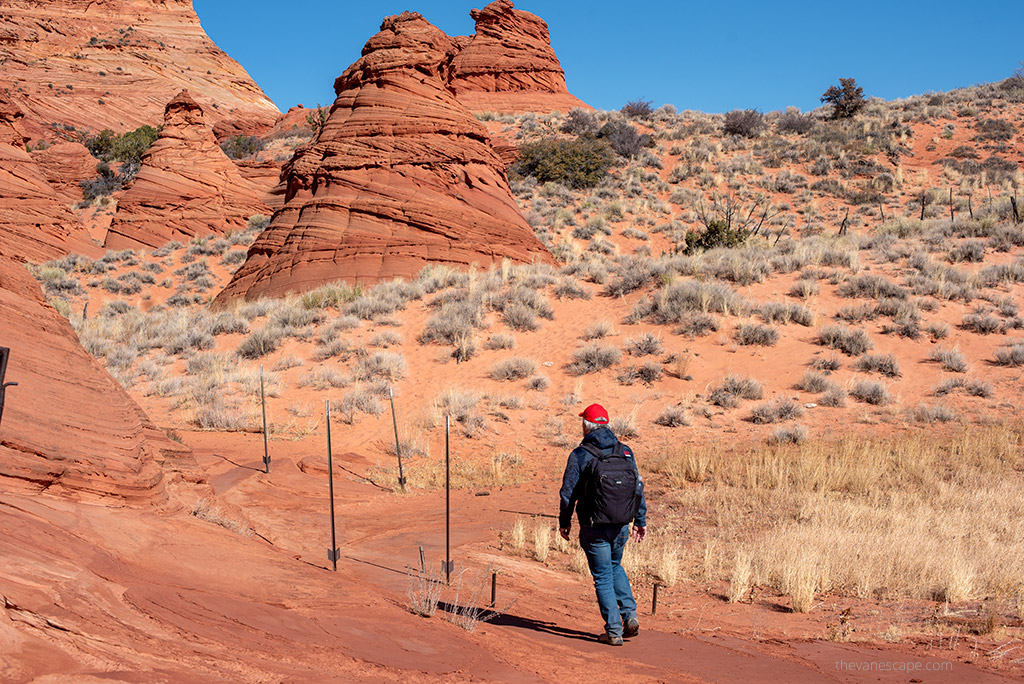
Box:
[533,524,552,563]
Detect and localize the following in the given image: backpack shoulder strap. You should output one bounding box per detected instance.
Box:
[578,443,604,459]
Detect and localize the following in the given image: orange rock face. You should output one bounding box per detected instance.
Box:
[450,0,590,113]
[215,12,552,302]
[0,256,193,504]
[103,90,269,250]
[0,0,279,137]
[0,97,96,263]
[30,141,98,206]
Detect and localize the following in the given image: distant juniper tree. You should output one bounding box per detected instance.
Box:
[821,78,866,120]
[305,104,329,136]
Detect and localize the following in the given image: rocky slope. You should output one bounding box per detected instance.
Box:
[0,256,193,504]
[215,11,552,302]
[0,96,96,263]
[0,0,279,138]
[103,90,268,250]
[450,0,589,114]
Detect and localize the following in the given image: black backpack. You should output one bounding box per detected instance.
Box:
[578,443,639,526]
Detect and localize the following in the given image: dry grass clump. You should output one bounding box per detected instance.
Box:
[298,367,349,389]
[332,388,384,424]
[489,357,537,381]
[929,346,967,372]
[734,322,779,346]
[769,425,808,444]
[817,324,873,356]
[609,409,639,440]
[485,333,516,350]
[789,279,819,299]
[810,356,842,372]
[962,311,1003,335]
[675,312,720,337]
[616,362,663,386]
[527,375,550,391]
[654,405,691,427]
[850,379,892,405]
[431,388,486,437]
[853,353,901,378]
[236,326,283,360]
[994,343,1024,367]
[566,343,621,375]
[925,321,950,340]
[758,301,815,326]
[709,375,763,408]
[580,320,614,340]
[703,426,1024,612]
[374,450,524,490]
[934,377,994,398]
[632,280,749,324]
[797,370,834,393]
[624,332,664,356]
[749,398,804,424]
[353,352,406,383]
[191,498,252,537]
[909,403,958,424]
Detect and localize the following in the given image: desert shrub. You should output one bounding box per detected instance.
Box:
[837,274,906,300]
[798,371,832,393]
[994,343,1024,367]
[485,333,516,350]
[369,331,403,348]
[910,404,958,424]
[930,346,967,373]
[776,110,815,134]
[654,405,691,427]
[333,389,384,424]
[850,379,891,405]
[527,375,550,391]
[220,134,265,160]
[811,356,842,372]
[617,362,663,386]
[625,332,664,356]
[636,280,748,324]
[817,325,872,356]
[581,321,614,340]
[710,375,764,407]
[854,353,901,378]
[597,120,651,157]
[925,322,950,340]
[675,312,720,337]
[490,357,537,381]
[298,367,349,389]
[86,124,159,165]
[962,311,1003,335]
[734,323,779,346]
[621,98,654,119]
[513,138,615,189]
[683,220,749,254]
[420,299,485,345]
[502,303,539,332]
[567,343,621,375]
[749,398,803,424]
[353,352,406,383]
[974,118,1016,141]
[237,327,282,359]
[821,77,866,119]
[769,425,808,444]
[609,413,639,440]
[553,278,591,300]
[948,241,985,263]
[758,301,814,326]
[723,109,766,138]
[562,108,600,136]
[789,279,819,299]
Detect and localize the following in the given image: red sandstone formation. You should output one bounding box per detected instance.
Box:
[0,0,279,137]
[449,0,590,113]
[0,256,193,503]
[0,97,96,263]
[104,91,269,250]
[30,141,99,206]
[215,12,552,302]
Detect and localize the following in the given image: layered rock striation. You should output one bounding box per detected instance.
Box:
[104,90,269,250]
[0,256,193,503]
[0,0,279,137]
[450,0,589,113]
[0,96,96,263]
[215,12,552,302]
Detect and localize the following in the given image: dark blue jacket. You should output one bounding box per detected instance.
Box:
[559,426,647,529]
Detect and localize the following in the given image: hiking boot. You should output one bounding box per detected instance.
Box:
[623,617,640,638]
[598,632,624,646]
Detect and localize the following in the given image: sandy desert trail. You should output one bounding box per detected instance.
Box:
[2,423,1018,683]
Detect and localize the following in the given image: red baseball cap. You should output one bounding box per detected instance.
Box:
[579,404,610,424]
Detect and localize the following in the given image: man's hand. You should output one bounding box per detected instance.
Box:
[559,526,571,541]
[632,525,647,543]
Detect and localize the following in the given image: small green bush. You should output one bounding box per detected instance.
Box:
[684,220,749,254]
[512,138,615,189]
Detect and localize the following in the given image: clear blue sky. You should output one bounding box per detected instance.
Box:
[194,0,1022,115]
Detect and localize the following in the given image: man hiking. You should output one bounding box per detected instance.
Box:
[559,403,647,646]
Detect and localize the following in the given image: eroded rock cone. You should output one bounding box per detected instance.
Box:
[0,255,193,504]
[104,90,269,250]
[215,12,552,302]
[450,0,590,113]
[0,97,95,263]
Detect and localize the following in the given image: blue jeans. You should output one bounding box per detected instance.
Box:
[579,523,637,637]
